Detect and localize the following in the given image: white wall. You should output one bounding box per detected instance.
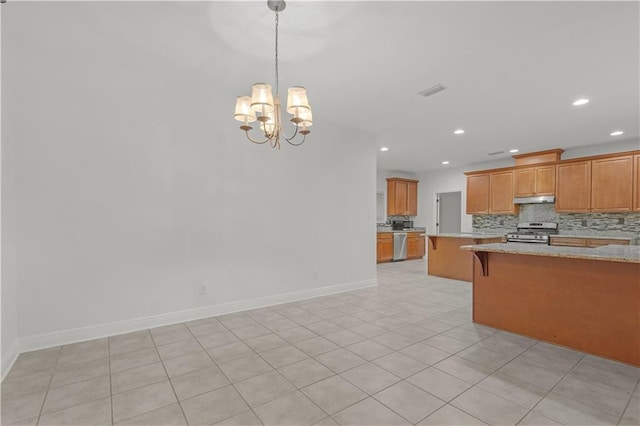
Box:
[2,4,376,357]
[415,139,640,233]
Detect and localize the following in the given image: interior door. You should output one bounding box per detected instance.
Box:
[437,192,462,234]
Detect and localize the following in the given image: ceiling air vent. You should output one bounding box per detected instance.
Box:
[417,84,446,98]
[488,151,505,156]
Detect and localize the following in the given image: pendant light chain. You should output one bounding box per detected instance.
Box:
[274,10,279,97]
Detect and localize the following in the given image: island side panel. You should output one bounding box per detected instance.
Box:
[472,252,640,366]
[428,237,502,281]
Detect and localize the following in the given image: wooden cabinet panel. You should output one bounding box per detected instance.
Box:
[556,161,591,212]
[515,168,536,197]
[550,236,630,248]
[535,165,556,195]
[592,155,633,212]
[550,237,587,247]
[394,181,408,215]
[407,233,425,259]
[635,155,640,212]
[490,171,517,214]
[515,165,555,197]
[466,174,489,214]
[387,178,418,216]
[407,181,418,216]
[377,233,394,263]
[586,238,630,248]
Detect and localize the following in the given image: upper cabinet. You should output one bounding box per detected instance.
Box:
[556,154,634,213]
[591,155,633,212]
[465,171,517,215]
[466,149,639,215]
[387,178,418,216]
[514,165,555,197]
[489,170,517,214]
[555,161,591,213]
[466,174,490,214]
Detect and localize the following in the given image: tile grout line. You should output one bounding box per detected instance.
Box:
[34,346,62,425]
[617,378,639,426]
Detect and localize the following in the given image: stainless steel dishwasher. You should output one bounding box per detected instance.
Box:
[393,232,407,261]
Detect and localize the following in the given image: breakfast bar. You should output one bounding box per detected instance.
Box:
[461,243,640,366]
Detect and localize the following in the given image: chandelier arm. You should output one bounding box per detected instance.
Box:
[285,132,307,147]
[244,130,271,145]
[279,122,299,141]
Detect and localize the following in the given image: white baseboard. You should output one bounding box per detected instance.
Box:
[10,278,377,375]
[1,339,21,381]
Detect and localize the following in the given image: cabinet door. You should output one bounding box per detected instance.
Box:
[466,174,490,214]
[490,171,517,214]
[592,155,633,212]
[407,236,420,259]
[550,237,586,247]
[535,165,556,195]
[377,234,394,263]
[635,155,640,212]
[556,161,591,213]
[407,181,418,216]
[515,168,536,197]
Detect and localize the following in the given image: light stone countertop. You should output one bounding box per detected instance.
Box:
[461,242,640,264]
[377,228,426,234]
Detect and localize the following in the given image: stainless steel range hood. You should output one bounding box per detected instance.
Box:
[513,195,555,204]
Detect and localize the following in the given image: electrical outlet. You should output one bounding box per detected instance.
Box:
[313,271,319,281]
[581,220,588,227]
[199,283,209,295]
[618,217,625,225]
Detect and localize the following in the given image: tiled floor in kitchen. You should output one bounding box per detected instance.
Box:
[2,259,639,425]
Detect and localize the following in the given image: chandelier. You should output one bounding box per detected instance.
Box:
[233,0,312,149]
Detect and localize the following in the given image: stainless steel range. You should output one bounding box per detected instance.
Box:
[506,222,558,244]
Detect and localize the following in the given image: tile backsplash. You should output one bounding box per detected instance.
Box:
[473,204,640,236]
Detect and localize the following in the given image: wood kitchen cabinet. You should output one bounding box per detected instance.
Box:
[591,155,633,212]
[387,178,418,216]
[489,170,517,214]
[377,233,394,263]
[466,170,517,214]
[407,232,426,259]
[466,173,490,214]
[555,160,591,213]
[550,236,630,248]
[514,165,555,197]
[635,154,640,212]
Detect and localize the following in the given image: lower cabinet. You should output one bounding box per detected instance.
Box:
[550,236,630,248]
[407,233,426,259]
[377,233,394,263]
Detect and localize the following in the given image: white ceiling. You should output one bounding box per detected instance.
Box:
[7,1,639,173]
[214,1,640,173]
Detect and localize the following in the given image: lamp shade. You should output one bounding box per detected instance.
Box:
[234,96,257,122]
[260,111,276,135]
[286,87,310,115]
[250,83,274,113]
[298,107,313,127]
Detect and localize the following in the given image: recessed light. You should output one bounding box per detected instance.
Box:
[509,149,519,153]
[380,147,389,152]
[572,98,589,106]
[610,131,624,136]
[454,129,465,135]
[442,161,450,165]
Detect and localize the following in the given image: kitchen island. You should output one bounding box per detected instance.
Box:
[462,242,640,366]
[427,234,504,281]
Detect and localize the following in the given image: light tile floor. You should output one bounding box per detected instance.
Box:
[2,260,639,425]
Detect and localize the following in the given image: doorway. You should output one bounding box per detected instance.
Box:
[436,191,462,234]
